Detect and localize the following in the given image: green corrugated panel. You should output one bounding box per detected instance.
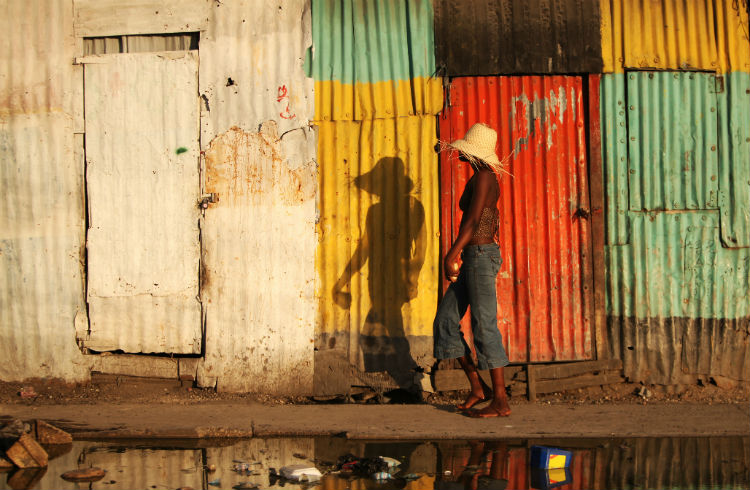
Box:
[627,72,719,211]
[600,74,630,245]
[718,71,750,248]
[310,0,436,83]
[606,212,750,319]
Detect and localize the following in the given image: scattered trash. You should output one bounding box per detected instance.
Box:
[208,478,221,486]
[279,464,322,482]
[380,456,401,469]
[293,452,308,459]
[337,454,392,476]
[18,387,37,399]
[530,446,572,469]
[205,464,217,472]
[5,434,48,468]
[372,471,391,481]
[60,467,106,482]
[636,386,652,400]
[0,419,26,440]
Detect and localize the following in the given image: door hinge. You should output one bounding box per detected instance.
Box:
[198,193,219,209]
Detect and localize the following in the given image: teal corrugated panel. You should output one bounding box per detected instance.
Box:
[718,71,750,248]
[606,211,750,319]
[311,0,436,83]
[627,72,719,212]
[600,74,630,245]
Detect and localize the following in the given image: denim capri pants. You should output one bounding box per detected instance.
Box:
[433,243,509,370]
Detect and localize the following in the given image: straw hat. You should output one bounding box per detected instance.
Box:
[447,123,502,172]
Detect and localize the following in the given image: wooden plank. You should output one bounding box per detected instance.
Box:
[534,371,624,395]
[74,0,210,37]
[587,73,608,361]
[5,434,48,468]
[527,365,537,402]
[534,359,622,380]
[34,421,72,445]
[433,366,523,392]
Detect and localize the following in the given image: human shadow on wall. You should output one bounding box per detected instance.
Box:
[332,157,426,389]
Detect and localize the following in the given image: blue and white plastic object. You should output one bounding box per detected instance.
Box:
[529,446,572,469]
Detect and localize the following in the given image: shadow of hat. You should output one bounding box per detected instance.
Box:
[353,157,414,196]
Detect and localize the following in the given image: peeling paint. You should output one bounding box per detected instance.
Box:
[511,85,572,153]
[204,123,315,207]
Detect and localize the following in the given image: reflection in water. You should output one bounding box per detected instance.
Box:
[2,436,748,490]
[332,157,427,388]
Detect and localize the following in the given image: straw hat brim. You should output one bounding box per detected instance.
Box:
[449,139,501,169]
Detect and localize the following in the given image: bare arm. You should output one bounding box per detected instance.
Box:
[444,170,494,280]
[332,212,371,309]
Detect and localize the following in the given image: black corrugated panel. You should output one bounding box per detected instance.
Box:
[433,0,602,75]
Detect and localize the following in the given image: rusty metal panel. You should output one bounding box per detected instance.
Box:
[602,0,750,73]
[310,0,443,121]
[433,0,602,76]
[626,72,719,211]
[315,116,440,389]
[0,0,90,382]
[196,0,317,394]
[440,76,594,363]
[82,52,202,354]
[74,0,210,37]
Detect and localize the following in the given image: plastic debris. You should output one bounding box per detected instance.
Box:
[208,478,221,486]
[529,446,572,469]
[60,467,106,482]
[380,457,401,469]
[19,386,37,399]
[279,464,322,482]
[372,471,391,481]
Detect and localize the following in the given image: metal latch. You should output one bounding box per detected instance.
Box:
[198,193,219,209]
[711,75,724,94]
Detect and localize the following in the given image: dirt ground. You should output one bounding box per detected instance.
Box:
[1,376,747,407]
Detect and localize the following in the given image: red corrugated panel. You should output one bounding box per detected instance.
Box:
[439,76,593,362]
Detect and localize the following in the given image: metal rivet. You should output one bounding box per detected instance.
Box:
[711,145,716,151]
[648,73,654,79]
[619,122,624,127]
[711,175,716,181]
[620,156,625,161]
[710,107,715,112]
[630,169,635,174]
[630,105,635,110]
[631,136,636,141]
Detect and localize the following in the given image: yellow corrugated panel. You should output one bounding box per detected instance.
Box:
[316,115,439,364]
[716,0,750,72]
[314,77,443,121]
[601,0,749,74]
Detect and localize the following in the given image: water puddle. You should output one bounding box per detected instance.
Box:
[1,436,748,490]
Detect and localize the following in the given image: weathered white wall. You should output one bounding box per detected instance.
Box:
[196,0,317,393]
[0,0,90,381]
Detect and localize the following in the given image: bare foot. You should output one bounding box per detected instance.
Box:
[456,391,489,411]
[468,402,511,418]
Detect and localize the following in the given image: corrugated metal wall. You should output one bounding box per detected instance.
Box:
[440,76,593,363]
[600,0,750,384]
[439,437,750,490]
[0,0,90,381]
[196,0,317,393]
[433,0,603,75]
[312,0,442,393]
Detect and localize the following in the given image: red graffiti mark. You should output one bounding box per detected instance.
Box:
[277,85,288,102]
[280,104,296,120]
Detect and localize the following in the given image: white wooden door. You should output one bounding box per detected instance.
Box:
[83,52,201,353]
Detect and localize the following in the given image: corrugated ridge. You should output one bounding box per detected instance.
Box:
[440,76,592,362]
[433,0,603,76]
[602,0,750,73]
[196,0,317,393]
[311,0,442,120]
[315,116,440,378]
[0,0,88,381]
[627,72,719,211]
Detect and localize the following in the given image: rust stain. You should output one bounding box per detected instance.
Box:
[204,122,315,206]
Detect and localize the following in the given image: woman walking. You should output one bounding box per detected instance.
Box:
[433,123,511,418]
